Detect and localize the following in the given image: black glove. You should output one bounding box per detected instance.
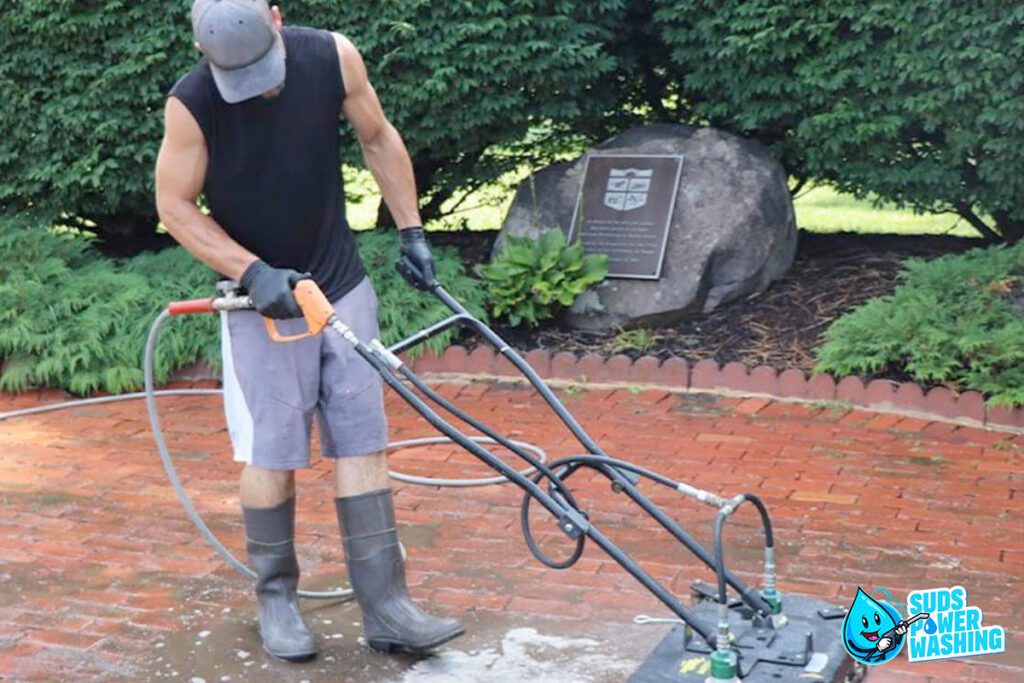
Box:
[239,260,309,319]
[397,226,436,291]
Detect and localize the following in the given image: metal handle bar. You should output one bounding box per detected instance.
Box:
[167,278,780,645]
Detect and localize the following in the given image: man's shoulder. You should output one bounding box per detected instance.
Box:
[169,58,214,101]
[283,25,337,47]
[283,26,344,78]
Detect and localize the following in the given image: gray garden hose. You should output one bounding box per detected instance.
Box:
[0,310,547,601]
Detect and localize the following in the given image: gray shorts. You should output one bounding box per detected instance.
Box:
[220,276,388,470]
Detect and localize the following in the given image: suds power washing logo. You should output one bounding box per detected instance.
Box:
[841,585,1005,666]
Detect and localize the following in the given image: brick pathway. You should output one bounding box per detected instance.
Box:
[0,380,1021,681]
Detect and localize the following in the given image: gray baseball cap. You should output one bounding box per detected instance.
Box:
[191,0,286,103]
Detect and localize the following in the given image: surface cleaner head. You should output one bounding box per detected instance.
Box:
[629,593,859,682]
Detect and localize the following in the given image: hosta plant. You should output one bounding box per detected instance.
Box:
[476,229,608,327]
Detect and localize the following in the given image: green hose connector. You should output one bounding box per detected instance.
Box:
[761,587,783,615]
[709,649,738,680]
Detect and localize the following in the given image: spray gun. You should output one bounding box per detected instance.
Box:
[167,280,252,315]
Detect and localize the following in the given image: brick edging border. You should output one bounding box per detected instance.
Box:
[168,346,1023,432]
[402,346,1023,432]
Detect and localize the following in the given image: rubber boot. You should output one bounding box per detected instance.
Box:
[243,497,318,662]
[336,489,464,653]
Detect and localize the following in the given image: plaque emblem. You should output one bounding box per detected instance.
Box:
[569,154,684,280]
[604,168,653,212]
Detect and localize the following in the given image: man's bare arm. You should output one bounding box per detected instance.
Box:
[334,33,422,229]
[155,97,257,280]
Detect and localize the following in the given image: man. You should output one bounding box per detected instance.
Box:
[154,0,462,663]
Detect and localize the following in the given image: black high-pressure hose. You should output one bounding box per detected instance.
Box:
[398,283,777,618]
[400,365,660,572]
[398,348,702,572]
[714,494,774,611]
[354,274,743,645]
[396,365,583,511]
[395,364,590,569]
[368,333,718,646]
[361,293,750,641]
[519,455,691,569]
[393,324,702,573]
[748,495,774,548]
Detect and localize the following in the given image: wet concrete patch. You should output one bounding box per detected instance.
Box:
[392,626,641,683]
[137,601,658,682]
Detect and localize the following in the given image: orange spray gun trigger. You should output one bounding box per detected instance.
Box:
[262,279,336,343]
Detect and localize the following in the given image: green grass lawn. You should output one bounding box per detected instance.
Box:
[793,185,979,237]
[345,164,517,233]
[345,165,984,239]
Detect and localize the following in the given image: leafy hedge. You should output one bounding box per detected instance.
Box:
[0,0,622,236]
[3,1,1019,244]
[0,215,484,395]
[651,0,1024,242]
[815,242,1024,407]
[296,0,623,224]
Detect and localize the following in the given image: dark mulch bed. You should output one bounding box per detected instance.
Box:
[435,230,985,374]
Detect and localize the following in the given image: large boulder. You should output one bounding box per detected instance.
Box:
[495,124,797,330]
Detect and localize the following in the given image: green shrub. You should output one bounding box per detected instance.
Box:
[650,0,1024,242]
[0,216,484,394]
[476,230,608,327]
[0,0,623,237]
[815,242,1024,406]
[357,229,487,355]
[5,1,1022,244]
[0,214,220,394]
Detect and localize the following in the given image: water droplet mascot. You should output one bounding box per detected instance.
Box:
[842,588,908,664]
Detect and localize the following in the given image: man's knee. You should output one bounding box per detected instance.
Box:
[241,465,297,507]
[334,451,389,497]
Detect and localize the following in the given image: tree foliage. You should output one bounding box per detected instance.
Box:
[0,0,188,240]
[1,1,1019,244]
[650,0,1024,242]
[289,0,624,224]
[0,0,624,239]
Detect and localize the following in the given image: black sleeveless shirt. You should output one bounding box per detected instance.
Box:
[169,27,364,301]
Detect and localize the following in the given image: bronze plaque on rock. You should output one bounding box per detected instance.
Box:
[568,154,684,280]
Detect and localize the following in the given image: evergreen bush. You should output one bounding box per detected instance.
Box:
[0,216,484,395]
[815,242,1024,406]
[4,1,1019,244]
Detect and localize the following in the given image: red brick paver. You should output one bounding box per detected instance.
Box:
[0,381,1021,681]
